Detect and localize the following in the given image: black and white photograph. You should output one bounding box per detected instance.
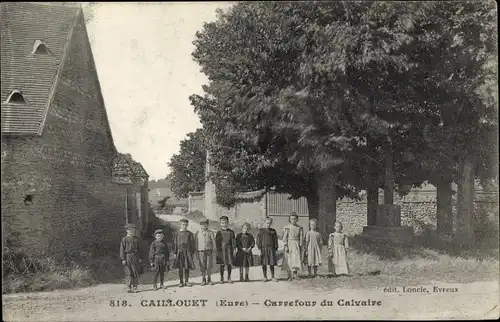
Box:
[1,1,498,321]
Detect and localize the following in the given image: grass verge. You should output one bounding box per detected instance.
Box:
[289,234,499,291]
[2,247,124,294]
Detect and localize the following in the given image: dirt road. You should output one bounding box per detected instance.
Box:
[3,215,499,320]
[3,271,499,321]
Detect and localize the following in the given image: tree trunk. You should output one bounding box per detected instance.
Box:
[384,144,394,205]
[367,187,378,226]
[306,190,319,220]
[455,157,475,248]
[436,177,453,235]
[317,171,337,242]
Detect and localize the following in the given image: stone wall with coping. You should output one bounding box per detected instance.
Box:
[195,188,498,239]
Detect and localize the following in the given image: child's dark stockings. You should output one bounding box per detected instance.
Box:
[178,268,190,284]
[239,267,249,280]
[262,265,275,279]
[220,265,232,281]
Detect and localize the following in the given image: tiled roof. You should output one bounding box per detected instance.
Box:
[112,153,149,184]
[1,2,80,135]
[112,154,134,178]
[130,160,149,178]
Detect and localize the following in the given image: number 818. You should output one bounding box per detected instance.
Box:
[109,300,128,307]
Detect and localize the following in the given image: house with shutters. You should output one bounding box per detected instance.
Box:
[1,2,150,258]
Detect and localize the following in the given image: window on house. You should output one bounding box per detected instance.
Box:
[32,40,50,55]
[4,90,28,104]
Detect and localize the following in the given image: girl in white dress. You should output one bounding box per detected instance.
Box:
[305,219,323,278]
[283,212,304,280]
[328,221,349,276]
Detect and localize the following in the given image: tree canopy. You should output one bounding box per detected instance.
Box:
[190,1,498,234]
[167,128,206,199]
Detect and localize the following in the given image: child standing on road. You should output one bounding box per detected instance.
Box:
[215,215,236,283]
[257,217,279,282]
[195,218,216,285]
[233,222,255,282]
[173,218,196,287]
[305,219,323,278]
[149,229,170,290]
[283,212,304,280]
[120,223,143,293]
[328,221,349,276]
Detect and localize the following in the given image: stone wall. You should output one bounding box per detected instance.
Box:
[336,189,498,236]
[188,192,204,213]
[195,187,498,238]
[1,13,127,259]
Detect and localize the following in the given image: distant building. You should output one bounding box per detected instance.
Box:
[1,3,148,258]
[112,153,150,236]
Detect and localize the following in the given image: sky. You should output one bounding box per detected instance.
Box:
[83,2,233,180]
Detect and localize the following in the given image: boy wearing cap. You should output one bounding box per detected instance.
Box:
[149,229,170,290]
[215,215,236,283]
[172,218,196,287]
[195,218,216,285]
[120,223,143,293]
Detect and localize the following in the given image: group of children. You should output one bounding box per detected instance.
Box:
[281,213,350,280]
[119,214,349,292]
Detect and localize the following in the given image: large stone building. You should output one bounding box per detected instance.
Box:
[1,3,149,258]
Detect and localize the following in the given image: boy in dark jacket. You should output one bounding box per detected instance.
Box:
[120,223,143,293]
[215,215,236,283]
[149,229,170,290]
[233,222,255,282]
[173,218,196,287]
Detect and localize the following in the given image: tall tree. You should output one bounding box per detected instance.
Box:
[191,1,431,237]
[190,1,497,242]
[168,129,207,199]
[406,1,498,241]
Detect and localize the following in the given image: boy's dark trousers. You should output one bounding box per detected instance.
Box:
[124,253,141,288]
[152,266,166,287]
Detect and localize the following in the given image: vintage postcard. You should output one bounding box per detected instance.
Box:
[1,1,499,321]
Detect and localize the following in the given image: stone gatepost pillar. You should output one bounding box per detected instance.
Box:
[362,143,413,243]
[204,151,218,221]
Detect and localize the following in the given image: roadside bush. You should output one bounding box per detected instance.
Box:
[473,205,499,250]
[3,240,124,294]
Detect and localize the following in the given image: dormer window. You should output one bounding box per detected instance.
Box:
[32,40,50,55]
[4,90,28,105]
